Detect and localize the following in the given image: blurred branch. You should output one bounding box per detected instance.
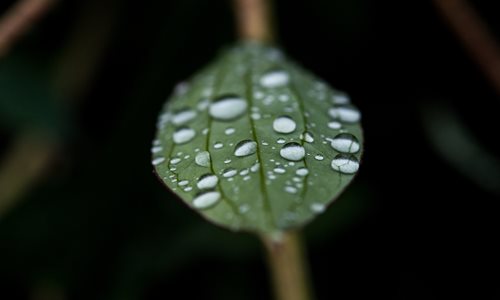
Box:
[433,0,500,95]
[233,0,274,43]
[0,133,57,216]
[0,0,57,57]
[0,0,118,218]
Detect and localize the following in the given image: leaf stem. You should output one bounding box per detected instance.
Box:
[261,231,313,300]
[233,0,274,43]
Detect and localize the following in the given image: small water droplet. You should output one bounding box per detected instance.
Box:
[170,158,181,165]
[296,167,309,176]
[274,168,286,174]
[284,186,298,194]
[197,98,210,111]
[234,140,257,157]
[328,121,342,129]
[260,70,290,88]
[183,186,193,192]
[239,204,250,213]
[328,105,361,123]
[243,175,251,181]
[225,127,235,135]
[280,142,306,161]
[178,180,189,186]
[195,151,210,167]
[173,127,196,144]
[222,168,237,178]
[192,191,221,209]
[239,169,250,176]
[331,154,360,174]
[152,157,165,166]
[330,133,360,153]
[310,203,326,213]
[151,146,163,154]
[314,154,324,161]
[278,94,290,102]
[172,108,197,125]
[273,116,296,134]
[214,142,224,149]
[197,174,219,189]
[209,95,247,121]
[277,138,286,144]
[303,132,314,143]
[332,93,350,104]
[224,159,232,164]
[152,139,161,146]
[250,162,260,172]
[251,112,261,120]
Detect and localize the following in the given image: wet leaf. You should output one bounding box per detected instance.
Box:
[152,43,363,233]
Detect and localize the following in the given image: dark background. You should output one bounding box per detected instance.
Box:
[1,0,499,299]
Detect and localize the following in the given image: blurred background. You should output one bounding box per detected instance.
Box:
[1,0,499,299]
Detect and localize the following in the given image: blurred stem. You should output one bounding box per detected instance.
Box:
[0,0,57,58]
[433,0,500,95]
[233,0,274,43]
[261,231,313,300]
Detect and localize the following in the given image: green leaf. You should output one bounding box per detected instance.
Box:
[152,43,363,234]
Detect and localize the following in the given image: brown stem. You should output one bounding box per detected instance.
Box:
[233,0,274,43]
[433,0,500,95]
[0,0,57,57]
[261,231,313,300]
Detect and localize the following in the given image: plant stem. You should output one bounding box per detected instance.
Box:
[0,0,57,58]
[261,231,313,300]
[433,0,500,95]
[233,0,274,43]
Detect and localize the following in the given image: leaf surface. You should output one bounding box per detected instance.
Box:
[152,43,363,233]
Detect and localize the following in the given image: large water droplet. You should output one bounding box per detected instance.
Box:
[260,70,290,88]
[330,133,360,153]
[331,154,360,174]
[209,95,247,121]
[195,151,210,167]
[328,106,361,123]
[192,191,221,209]
[273,116,296,134]
[197,174,219,189]
[234,140,257,157]
[279,142,306,161]
[222,168,237,178]
[172,108,197,125]
[173,127,196,144]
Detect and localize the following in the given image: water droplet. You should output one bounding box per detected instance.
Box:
[273,116,296,134]
[260,70,290,88]
[170,158,181,165]
[250,162,260,172]
[214,142,223,149]
[172,108,197,125]
[195,151,210,167]
[173,127,196,144]
[239,169,250,176]
[284,186,298,194]
[197,174,219,189]
[251,112,261,120]
[152,139,161,146]
[280,142,306,161]
[328,106,361,123]
[183,186,193,192]
[152,157,165,166]
[310,203,326,213]
[222,168,237,178]
[151,146,163,154]
[224,159,232,164]
[174,81,189,95]
[278,94,290,102]
[274,168,286,174]
[239,204,250,213]
[234,140,257,157]
[296,167,309,176]
[332,93,350,104]
[303,132,314,143]
[314,154,324,161]
[178,180,189,186]
[330,133,360,153]
[197,98,210,111]
[209,95,247,121]
[328,121,342,129]
[331,154,360,174]
[225,127,235,135]
[192,191,221,209]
